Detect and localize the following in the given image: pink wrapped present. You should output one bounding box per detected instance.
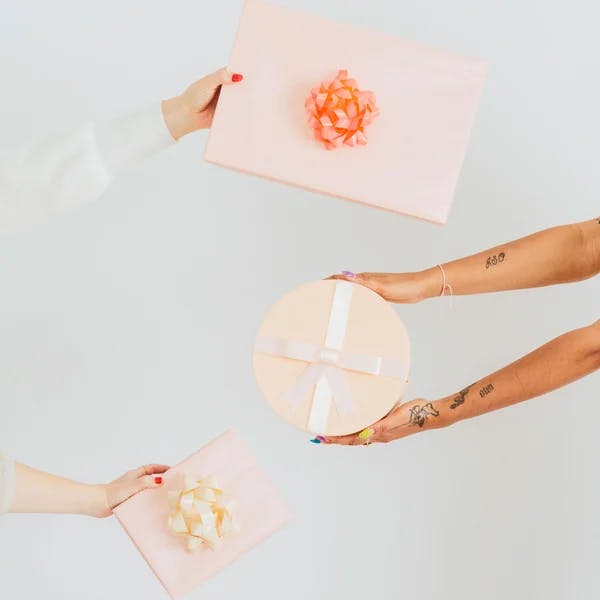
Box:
[253,280,410,436]
[114,431,291,599]
[205,0,487,224]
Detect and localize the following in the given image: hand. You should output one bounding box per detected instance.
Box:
[161,67,244,140]
[328,269,442,303]
[93,463,170,518]
[317,399,444,445]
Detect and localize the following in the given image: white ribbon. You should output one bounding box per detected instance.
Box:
[255,281,408,433]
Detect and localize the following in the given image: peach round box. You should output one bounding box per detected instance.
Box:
[253,280,410,436]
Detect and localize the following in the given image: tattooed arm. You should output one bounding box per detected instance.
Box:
[329,218,600,302]
[325,320,600,445]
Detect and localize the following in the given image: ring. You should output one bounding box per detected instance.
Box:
[341,270,356,278]
[358,427,374,446]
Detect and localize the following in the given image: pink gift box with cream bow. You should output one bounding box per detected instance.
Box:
[205,0,487,224]
[114,431,291,599]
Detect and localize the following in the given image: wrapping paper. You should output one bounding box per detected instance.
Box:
[114,431,291,599]
[253,280,410,435]
[205,0,487,224]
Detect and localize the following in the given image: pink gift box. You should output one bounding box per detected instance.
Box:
[253,280,410,436]
[113,431,291,599]
[205,0,487,224]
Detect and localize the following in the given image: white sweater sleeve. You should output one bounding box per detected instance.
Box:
[0,452,15,515]
[0,104,175,234]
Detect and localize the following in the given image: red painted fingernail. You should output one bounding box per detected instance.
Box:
[154,476,163,484]
[232,73,243,82]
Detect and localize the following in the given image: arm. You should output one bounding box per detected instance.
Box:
[330,218,600,302]
[2,461,169,518]
[325,320,600,445]
[0,67,242,234]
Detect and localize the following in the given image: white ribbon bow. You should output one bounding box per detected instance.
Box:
[255,281,408,433]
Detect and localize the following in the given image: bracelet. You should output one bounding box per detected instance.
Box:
[437,264,453,298]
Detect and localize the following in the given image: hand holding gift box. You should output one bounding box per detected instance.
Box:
[253,280,410,436]
[206,0,487,223]
[114,431,291,599]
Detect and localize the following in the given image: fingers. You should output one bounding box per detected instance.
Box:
[320,422,385,446]
[127,464,170,480]
[108,469,167,511]
[122,474,165,503]
[328,273,358,282]
[327,272,384,297]
[327,272,365,286]
[202,67,242,91]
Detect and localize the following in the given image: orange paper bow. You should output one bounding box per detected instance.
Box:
[305,69,380,150]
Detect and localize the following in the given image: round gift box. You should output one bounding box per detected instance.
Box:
[253,280,410,436]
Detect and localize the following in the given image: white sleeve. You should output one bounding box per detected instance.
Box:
[0,452,15,515]
[0,104,175,235]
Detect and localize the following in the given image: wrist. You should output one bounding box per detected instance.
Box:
[161,95,200,140]
[84,484,110,518]
[434,396,461,428]
[417,267,445,300]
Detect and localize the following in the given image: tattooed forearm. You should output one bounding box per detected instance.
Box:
[485,252,506,269]
[449,387,470,409]
[479,383,494,397]
[408,403,440,428]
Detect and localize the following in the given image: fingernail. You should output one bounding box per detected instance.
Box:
[232,73,243,82]
[309,437,321,444]
[358,427,374,440]
[154,476,163,484]
[341,270,356,278]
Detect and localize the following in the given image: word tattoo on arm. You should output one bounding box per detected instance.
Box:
[479,383,494,397]
[408,403,440,428]
[449,387,470,409]
[485,252,506,269]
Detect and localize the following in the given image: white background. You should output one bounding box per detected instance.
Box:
[1,1,599,599]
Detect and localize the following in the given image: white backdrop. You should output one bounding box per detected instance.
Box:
[1,1,599,599]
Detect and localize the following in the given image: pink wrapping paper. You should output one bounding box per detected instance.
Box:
[114,431,291,599]
[205,0,487,224]
[253,280,410,436]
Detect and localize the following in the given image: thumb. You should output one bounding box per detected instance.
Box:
[125,474,164,501]
[201,67,234,91]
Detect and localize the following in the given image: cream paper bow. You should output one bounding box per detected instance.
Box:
[167,475,237,552]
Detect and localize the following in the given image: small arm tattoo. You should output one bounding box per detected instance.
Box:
[479,383,494,397]
[485,252,506,269]
[408,403,440,428]
[450,386,470,409]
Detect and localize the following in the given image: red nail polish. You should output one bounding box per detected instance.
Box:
[232,73,243,82]
[154,476,163,484]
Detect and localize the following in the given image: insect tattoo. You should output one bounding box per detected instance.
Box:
[479,383,494,397]
[408,403,440,428]
[449,387,470,410]
[485,252,506,269]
